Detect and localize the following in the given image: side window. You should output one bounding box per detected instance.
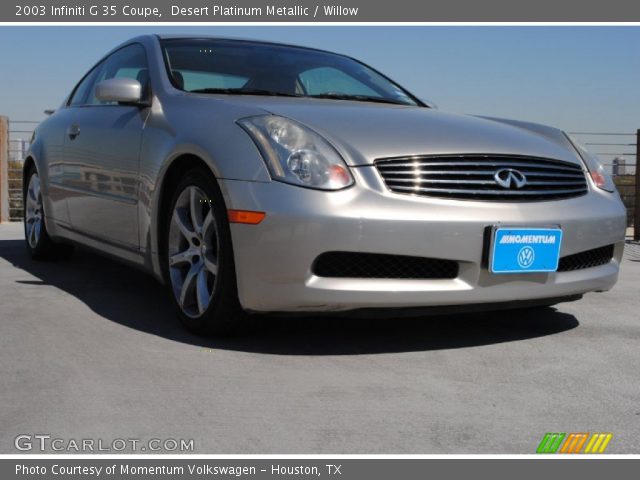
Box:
[298,67,380,97]
[87,44,149,105]
[68,64,103,107]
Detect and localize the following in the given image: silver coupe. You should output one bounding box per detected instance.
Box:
[24,35,627,334]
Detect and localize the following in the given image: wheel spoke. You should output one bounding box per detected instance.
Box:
[34,218,41,242]
[178,265,198,310]
[203,254,218,276]
[29,218,39,246]
[189,187,204,235]
[196,268,210,314]
[169,249,192,266]
[25,207,35,224]
[202,209,215,238]
[172,208,195,241]
[25,222,33,244]
[33,176,40,198]
[202,209,218,276]
[29,176,40,202]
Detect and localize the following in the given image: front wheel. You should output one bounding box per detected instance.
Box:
[24,167,74,260]
[163,168,246,335]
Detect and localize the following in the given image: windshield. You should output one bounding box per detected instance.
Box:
[160,38,420,106]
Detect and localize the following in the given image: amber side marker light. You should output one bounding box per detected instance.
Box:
[227,210,266,225]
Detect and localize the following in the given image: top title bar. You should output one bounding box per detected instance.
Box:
[3,0,640,23]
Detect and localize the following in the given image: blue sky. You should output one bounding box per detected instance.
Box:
[1,26,638,163]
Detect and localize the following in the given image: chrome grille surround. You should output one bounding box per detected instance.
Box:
[374,154,589,201]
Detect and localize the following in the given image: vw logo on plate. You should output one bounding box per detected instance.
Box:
[517,246,535,269]
[494,168,527,189]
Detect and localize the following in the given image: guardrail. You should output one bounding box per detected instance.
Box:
[1,116,638,239]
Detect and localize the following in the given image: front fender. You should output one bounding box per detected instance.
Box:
[139,99,272,281]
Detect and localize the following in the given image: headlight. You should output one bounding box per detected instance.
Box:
[566,134,616,192]
[238,115,353,190]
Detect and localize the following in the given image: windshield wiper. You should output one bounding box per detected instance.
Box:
[308,93,410,106]
[188,88,412,105]
[188,88,300,97]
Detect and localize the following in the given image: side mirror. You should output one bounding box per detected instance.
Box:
[420,98,438,109]
[95,77,143,104]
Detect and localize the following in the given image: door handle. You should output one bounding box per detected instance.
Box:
[67,124,80,140]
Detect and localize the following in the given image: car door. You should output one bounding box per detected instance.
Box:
[46,64,105,226]
[62,44,150,248]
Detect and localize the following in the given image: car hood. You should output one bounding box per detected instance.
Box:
[221,96,581,167]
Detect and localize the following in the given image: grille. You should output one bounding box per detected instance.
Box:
[312,252,459,279]
[375,155,588,201]
[557,245,615,272]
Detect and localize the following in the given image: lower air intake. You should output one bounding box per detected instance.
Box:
[557,245,615,272]
[312,252,459,279]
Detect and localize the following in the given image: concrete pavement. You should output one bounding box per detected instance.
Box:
[0,222,638,453]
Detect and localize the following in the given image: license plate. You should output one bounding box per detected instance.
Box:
[491,227,562,274]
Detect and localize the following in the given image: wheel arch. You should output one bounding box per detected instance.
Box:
[151,153,224,283]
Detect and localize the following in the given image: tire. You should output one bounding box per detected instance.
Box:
[162,167,246,336]
[24,166,74,260]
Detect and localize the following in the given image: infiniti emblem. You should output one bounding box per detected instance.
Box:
[494,168,527,189]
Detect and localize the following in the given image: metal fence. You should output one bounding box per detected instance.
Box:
[1,116,638,239]
[5,119,38,222]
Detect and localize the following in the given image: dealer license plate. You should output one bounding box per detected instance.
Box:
[490,227,563,274]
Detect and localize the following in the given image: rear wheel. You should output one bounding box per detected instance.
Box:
[163,168,245,335]
[24,167,74,260]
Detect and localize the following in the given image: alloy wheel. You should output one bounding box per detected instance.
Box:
[168,186,220,318]
[25,173,43,249]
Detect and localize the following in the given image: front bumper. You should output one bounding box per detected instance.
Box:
[220,167,626,313]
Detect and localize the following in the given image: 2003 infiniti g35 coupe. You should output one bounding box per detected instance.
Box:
[24,35,626,334]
